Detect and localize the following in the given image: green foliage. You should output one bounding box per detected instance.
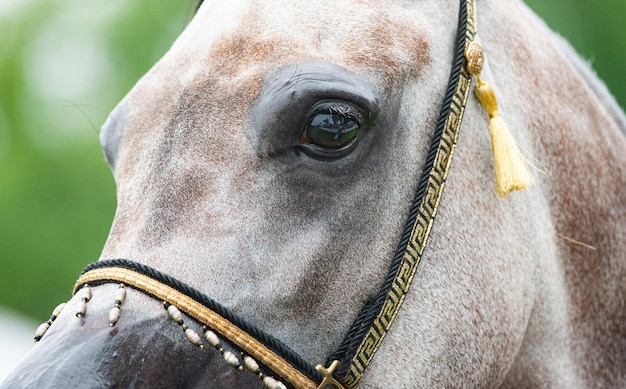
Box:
[0,0,624,321]
[0,0,194,319]
[525,0,626,110]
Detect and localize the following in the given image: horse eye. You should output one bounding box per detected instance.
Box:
[299,101,366,159]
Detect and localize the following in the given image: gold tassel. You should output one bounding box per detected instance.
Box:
[474,78,533,196]
[465,41,533,197]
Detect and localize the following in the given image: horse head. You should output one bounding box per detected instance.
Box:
[4,0,625,387]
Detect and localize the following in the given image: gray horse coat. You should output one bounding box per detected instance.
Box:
[3,0,625,387]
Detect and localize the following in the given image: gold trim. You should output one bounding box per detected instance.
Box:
[339,0,478,386]
[315,360,345,389]
[75,268,318,389]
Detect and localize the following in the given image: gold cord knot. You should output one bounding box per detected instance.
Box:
[465,40,534,197]
[465,40,485,76]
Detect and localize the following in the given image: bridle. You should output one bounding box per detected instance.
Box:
[35,0,486,387]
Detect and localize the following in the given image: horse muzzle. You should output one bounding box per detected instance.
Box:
[1,285,264,389]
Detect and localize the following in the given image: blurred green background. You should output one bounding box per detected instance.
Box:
[1,0,625,323]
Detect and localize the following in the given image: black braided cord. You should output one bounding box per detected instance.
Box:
[328,0,470,378]
[77,259,323,384]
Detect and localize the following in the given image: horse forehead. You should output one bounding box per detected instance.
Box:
[165,0,431,89]
[112,0,433,172]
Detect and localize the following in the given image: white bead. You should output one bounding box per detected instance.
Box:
[184,328,204,348]
[263,376,283,389]
[243,356,260,373]
[167,305,183,324]
[223,351,241,369]
[34,322,50,342]
[80,286,92,302]
[51,303,66,319]
[114,286,126,305]
[204,329,220,347]
[108,306,121,327]
[75,301,87,318]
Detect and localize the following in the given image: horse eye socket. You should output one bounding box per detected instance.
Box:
[299,101,365,158]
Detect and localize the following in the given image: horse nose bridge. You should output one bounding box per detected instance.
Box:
[100,29,269,254]
[103,93,262,253]
[105,158,254,252]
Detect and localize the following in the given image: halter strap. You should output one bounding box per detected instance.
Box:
[330,0,477,385]
[72,1,478,387]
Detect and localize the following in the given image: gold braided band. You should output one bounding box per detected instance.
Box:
[75,267,318,389]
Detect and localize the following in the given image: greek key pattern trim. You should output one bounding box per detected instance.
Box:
[339,0,477,386]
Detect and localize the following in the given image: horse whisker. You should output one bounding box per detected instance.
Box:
[556,231,597,251]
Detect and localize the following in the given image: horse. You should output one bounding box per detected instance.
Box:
[3,0,625,387]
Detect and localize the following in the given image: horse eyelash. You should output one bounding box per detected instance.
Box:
[328,103,364,120]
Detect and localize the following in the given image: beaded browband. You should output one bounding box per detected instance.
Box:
[34,0,488,387]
